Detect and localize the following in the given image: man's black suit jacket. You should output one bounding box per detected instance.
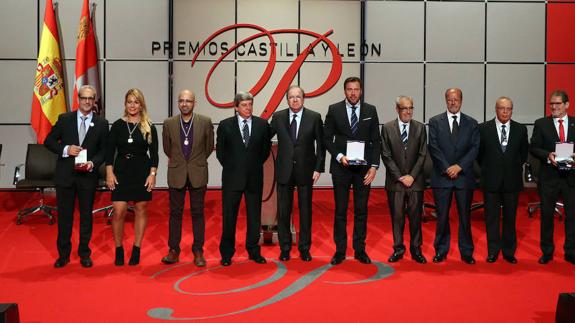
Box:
[216,115,271,191]
[428,112,479,189]
[270,107,325,185]
[44,111,108,188]
[478,119,528,192]
[324,100,381,175]
[530,116,575,187]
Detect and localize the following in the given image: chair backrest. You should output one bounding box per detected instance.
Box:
[25,144,58,180]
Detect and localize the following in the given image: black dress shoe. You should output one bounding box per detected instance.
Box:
[80,257,93,268]
[412,254,427,264]
[249,254,267,264]
[432,254,446,263]
[565,255,575,265]
[388,252,404,263]
[538,255,552,264]
[486,254,498,263]
[330,253,345,265]
[220,258,231,266]
[354,252,371,264]
[279,250,290,261]
[299,250,312,262]
[461,255,476,265]
[54,257,70,268]
[503,255,517,264]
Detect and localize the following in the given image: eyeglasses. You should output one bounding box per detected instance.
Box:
[496,107,513,111]
[398,106,415,111]
[288,96,303,101]
[79,96,95,101]
[178,99,195,104]
[549,102,564,106]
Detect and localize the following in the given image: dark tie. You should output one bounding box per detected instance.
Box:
[350,106,358,135]
[401,123,408,148]
[451,115,459,142]
[79,116,87,145]
[242,119,250,147]
[290,114,297,143]
[559,119,565,142]
[501,124,507,152]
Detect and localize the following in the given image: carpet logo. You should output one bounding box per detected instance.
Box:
[147,259,394,320]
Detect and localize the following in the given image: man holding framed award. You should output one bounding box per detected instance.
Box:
[530,90,575,265]
[323,76,381,265]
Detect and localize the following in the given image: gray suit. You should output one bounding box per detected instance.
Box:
[381,119,427,255]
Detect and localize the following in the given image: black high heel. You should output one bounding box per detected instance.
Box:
[129,245,140,266]
[115,246,124,266]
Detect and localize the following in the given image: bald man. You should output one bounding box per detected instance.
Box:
[161,90,214,267]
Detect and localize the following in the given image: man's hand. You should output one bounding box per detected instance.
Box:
[446,164,462,179]
[549,152,558,167]
[363,167,377,185]
[399,175,414,187]
[341,156,349,167]
[67,145,83,157]
[312,171,321,184]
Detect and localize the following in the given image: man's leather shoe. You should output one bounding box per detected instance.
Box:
[249,254,267,264]
[161,249,180,264]
[54,257,69,268]
[412,254,427,264]
[564,255,575,265]
[80,257,93,268]
[354,252,371,264]
[299,250,312,262]
[461,255,476,264]
[330,253,345,265]
[388,252,404,263]
[432,254,446,263]
[538,255,552,264]
[279,250,290,261]
[486,254,498,263]
[220,258,231,266]
[193,251,206,267]
[503,255,517,264]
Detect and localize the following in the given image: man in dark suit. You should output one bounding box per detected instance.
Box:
[381,96,427,264]
[270,85,325,262]
[44,85,108,268]
[161,89,214,267]
[478,97,528,264]
[324,76,381,265]
[530,90,575,265]
[216,91,272,266]
[428,88,480,264]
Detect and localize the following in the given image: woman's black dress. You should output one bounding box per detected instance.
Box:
[106,119,159,201]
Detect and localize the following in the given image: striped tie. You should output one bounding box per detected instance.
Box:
[501,124,507,152]
[350,106,358,135]
[242,120,250,147]
[401,123,408,148]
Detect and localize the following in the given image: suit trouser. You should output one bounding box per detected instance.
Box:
[483,190,519,257]
[167,183,206,253]
[332,169,370,255]
[277,179,313,253]
[539,178,575,257]
[219,188,262,259]
[433,187,474,257]
[386,190,423,255]
[56,183,96,259]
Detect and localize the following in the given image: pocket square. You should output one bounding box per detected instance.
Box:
[362,117,372,121]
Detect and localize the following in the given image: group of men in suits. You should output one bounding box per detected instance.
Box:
[46,81,575,269]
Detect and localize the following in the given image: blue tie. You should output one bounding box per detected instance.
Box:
[242,120,249,147]
[401,123,408,149]
[350,106,358,135]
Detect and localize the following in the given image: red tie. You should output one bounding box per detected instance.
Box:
[559,119,566,142]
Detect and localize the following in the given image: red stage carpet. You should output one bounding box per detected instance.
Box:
[0,189,573,322]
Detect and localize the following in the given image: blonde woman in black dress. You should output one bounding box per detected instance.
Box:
[106,88,159,266]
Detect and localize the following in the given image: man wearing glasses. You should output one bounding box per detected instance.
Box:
[161,89,214,267]
[381,96,428,264]
[530,90,575,265]
[270,85,325,262]
[478,97,528,264]
[45,85,109,268]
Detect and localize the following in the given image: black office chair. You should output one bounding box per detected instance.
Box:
[470,160,484,212]
[15,144,58,225]
[524,153,564,220]
[92,162,134,224]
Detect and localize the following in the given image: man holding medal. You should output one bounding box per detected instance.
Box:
[45,85,109,268]
[161,89,214,266]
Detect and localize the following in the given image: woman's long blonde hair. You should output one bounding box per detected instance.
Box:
[123,88,153,144]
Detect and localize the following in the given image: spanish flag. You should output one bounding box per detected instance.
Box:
[31,0,67,144]
[72,0,101,115]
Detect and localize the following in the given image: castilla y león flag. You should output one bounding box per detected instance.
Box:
[72,0,101,115]
[31,0,67,144]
